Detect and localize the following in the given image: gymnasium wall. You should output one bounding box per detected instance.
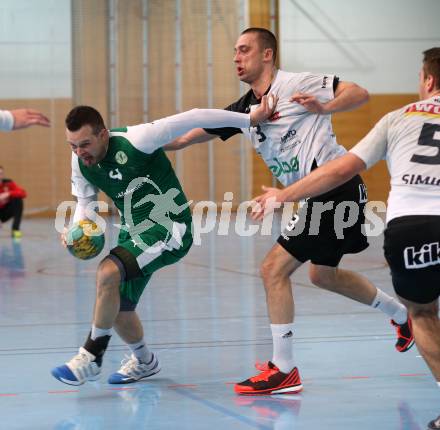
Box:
[0,0,72,215]
[0,0,435,214]
[1,0,252,214]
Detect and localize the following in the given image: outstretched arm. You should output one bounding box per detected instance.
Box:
[11,109,50,129]
[131,94,276,154]
[164,128,218,151]
[252,153,366,221]
[291,81,369,114]
[166,94,277,151]
[0,109,50,131]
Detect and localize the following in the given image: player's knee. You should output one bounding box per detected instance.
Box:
[309,268,334,288]
[260,258,274,280]
[96,257,121,291]
[260,258,286,285]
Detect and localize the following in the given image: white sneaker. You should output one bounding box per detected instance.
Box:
[108,353,160,384]
[51,347,101,386]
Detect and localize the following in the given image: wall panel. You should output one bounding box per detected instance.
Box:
[211,0,248,203]
[71,0,109,118]
[0,98,73,214]
[117,0,144,126]
[180,0,210,202]
[147,0,176,168]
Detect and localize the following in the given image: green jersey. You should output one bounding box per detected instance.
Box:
[71,127,191,237]
[69,108,252,303]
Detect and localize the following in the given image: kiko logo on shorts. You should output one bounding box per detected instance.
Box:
[404,241,440,269]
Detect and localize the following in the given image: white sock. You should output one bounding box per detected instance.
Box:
[437,381,440,388]
[91,325,112,340]
[271,323,295,373]
[371,289,407,324]
[128,339,153,363]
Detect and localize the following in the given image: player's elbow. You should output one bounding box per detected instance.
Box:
[164,136,189,151]
[351,83,369,104]
[340,81,370,105]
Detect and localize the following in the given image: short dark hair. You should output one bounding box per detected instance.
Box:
[65,105,106,135]
[241,27,277,64]
[423,47,440,90]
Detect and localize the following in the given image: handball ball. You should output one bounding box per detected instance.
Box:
[66,220,105,260]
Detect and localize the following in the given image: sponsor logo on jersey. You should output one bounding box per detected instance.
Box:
[402,174,440,186]
[280,141,301,153]
[115,176,150,198]
[115,151,128,165]
[281,129,297,145]
[404,241,440,269]
[359,183,368,203]
[269,156,299,177]
[321,76,329,88]
[280,129,301,153]
[109,168,123,181]
[404,103,440,118]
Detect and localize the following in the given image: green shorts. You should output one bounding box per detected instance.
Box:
[112,221,193,305]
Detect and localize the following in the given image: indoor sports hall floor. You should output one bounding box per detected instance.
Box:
[0,216,437,430]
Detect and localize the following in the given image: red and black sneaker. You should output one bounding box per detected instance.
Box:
[391,317,414,352]
[234,361,303,395]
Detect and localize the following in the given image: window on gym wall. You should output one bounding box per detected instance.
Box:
[0,0,71,99]
[279,0,440,93]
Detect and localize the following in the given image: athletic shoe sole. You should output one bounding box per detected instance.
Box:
[108,366,161,384]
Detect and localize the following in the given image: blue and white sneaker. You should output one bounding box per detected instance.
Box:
[51,347,101,386]
[108,353,160,384]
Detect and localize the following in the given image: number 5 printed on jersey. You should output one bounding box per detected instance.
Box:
[411,123,440,165]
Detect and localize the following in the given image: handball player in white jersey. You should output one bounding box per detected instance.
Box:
[255,48,440,428]
[166,27,413,395]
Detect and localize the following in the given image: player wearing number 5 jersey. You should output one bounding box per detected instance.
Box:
[254,48,440,429]
[166,27,413,395]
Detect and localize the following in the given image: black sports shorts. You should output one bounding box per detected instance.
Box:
[277,174,369,267]
[384,215,440,304]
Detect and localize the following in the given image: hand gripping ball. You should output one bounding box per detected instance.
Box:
[66,220,105,260]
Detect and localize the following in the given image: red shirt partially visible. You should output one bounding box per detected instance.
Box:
[0,179,27,209]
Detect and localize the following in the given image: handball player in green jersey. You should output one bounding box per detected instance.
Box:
[51,99,275,385]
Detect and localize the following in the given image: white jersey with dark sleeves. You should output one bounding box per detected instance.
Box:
[246,70,346,186]
[350,95,440,222]
[0,110,14,131]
